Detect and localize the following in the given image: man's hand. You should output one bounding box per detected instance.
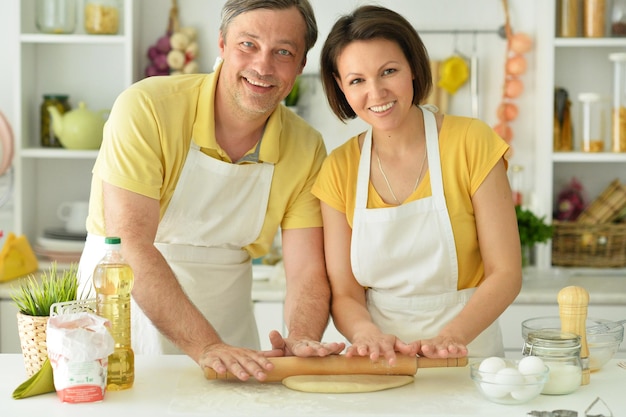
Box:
[199,342,276,381]
[268,330,345,357]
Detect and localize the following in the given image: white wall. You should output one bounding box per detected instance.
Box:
[0,0,539,232]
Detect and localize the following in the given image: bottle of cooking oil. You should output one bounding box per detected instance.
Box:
[93,236,135,390]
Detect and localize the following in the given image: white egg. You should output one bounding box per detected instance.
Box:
[511,376,542,401]
[480,381,509,398]
[517,356,546,375]
[494,367,525,394]
[478,357,507,374]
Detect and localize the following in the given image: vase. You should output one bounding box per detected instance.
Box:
[522,244,536,268]
[16,312,49,377]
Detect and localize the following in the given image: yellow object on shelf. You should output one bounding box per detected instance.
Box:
[437,55,469,94]
[0,233,39,282]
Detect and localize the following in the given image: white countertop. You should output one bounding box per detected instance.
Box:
[1,354,625,416]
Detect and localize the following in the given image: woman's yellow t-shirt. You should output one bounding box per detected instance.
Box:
[312,115,509,290]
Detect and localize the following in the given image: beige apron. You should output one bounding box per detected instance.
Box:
[351,106,502,357]
[79,141,273,354]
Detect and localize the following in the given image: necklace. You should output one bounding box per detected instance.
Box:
[375,146,427,205]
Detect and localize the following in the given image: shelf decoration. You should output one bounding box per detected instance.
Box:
[144,0,199,77]
[493,0,533,157]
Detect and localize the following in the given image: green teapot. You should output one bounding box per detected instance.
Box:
[48,102,109,150]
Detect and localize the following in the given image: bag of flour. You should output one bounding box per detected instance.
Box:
[46,312,114,403]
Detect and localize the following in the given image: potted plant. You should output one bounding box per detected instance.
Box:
[10,262,79,377]
[284,76,301,110]
[516,205,554,267]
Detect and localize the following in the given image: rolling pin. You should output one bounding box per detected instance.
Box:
[204,355,468,382]
[558,285,590,385]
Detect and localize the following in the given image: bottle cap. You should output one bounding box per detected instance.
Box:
[105,236,121,245]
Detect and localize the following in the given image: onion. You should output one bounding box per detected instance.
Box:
[504,78,524,98]
[506,55,527,76]
[497,102,519,121]
[494,122,513,143]
[510,33,533,54]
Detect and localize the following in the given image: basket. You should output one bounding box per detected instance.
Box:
[16,312,49,377]
[551,221,626,267]
[576,179,626,224]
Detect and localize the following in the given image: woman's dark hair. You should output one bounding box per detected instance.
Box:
[320,5,432,121]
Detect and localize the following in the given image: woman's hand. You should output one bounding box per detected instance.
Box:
[346,332,419,365]
[415,336,468,358]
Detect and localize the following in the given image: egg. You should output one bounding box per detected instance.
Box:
[494,367,525,393]
[478,357,507,374]
[517,356,546,375]
[511,375,543,401]
[480,381,509,398]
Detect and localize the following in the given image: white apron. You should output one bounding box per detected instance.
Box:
[79,140,273,354]
[351,106,503,358]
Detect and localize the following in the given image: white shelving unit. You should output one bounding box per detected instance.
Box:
[534,2,626,270]
[11,0,138,251]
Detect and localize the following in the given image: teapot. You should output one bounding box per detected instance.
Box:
[48,102,109,150]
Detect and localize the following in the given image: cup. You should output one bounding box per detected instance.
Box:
[57,201,88,234]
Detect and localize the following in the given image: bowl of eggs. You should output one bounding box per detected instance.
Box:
[470,356,549,405]
[521,316,624,371]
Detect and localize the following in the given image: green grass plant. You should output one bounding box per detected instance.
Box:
[11,262,79,316]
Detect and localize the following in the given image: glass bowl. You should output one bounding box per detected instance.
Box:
[521,316,624,371]
[469,358,549,405]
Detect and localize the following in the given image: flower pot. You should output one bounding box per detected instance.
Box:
[16,312,49,377]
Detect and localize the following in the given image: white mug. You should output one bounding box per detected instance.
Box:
[57,201,89,234]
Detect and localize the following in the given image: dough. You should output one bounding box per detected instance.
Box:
[281,374,414,393]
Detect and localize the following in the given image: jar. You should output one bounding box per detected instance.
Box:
[36,0,77,34]
[612,0,626,36]
[583,0,607,37]
[559,0,580,37]
[523,330,582,395]
[610,52,626,152]
[578,92,609,152]
[84,0,121,35]
[41,94,71,147]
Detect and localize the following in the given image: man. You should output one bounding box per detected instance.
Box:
[78,0,344,382]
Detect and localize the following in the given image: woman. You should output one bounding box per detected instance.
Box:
[312,5,522,363]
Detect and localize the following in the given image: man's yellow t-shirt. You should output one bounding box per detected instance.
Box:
[312,115,509,289]
[88,70,326,258]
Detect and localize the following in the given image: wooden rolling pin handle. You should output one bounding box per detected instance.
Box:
[558,285,590,385]
[203,355,468,383]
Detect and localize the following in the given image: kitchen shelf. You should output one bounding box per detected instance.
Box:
[531,3,626,269]
[20,34,127,44]
[11,0,138,249]
[552,152,626,162]
[20,148,99,159]
[555,37,626,47]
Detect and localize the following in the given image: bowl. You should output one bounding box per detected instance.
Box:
[470,357,549,405]
[521,317,624,371]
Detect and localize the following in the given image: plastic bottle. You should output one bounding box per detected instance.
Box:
[93,236,135,390]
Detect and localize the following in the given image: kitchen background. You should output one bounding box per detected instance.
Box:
[0,0,537,246]
[1,1,624,358]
